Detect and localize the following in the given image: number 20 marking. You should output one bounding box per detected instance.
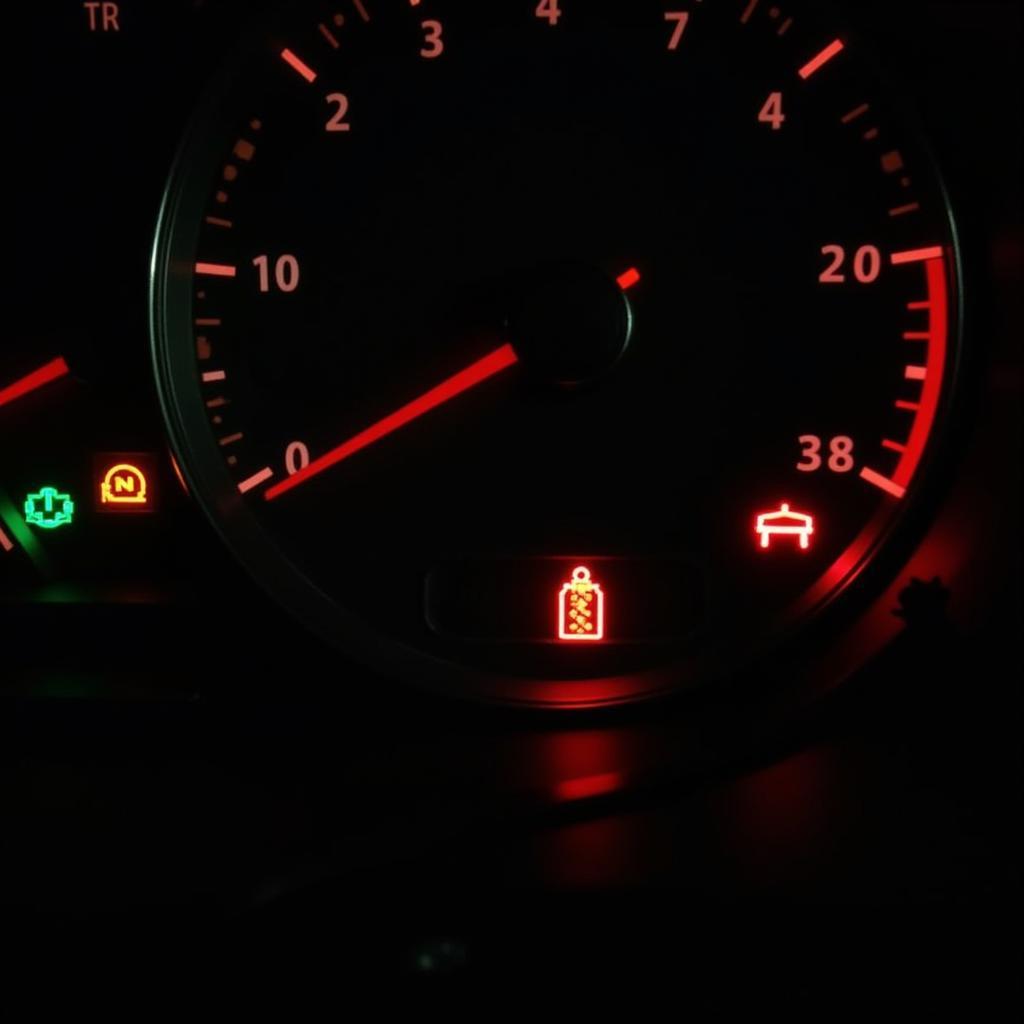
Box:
[820,245,882,284]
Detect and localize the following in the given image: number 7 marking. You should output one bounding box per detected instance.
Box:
[665,12,690,51]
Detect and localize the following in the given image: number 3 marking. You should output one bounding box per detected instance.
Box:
[421,20,444,59]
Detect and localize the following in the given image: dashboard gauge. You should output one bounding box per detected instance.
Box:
[152,0,961,706]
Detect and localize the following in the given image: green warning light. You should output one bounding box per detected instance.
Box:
[24,486,75,530]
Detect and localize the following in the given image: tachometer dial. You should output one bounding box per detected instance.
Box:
[152,0,961,706]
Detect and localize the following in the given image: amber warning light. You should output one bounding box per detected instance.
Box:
[95,454,158,514]
[558,566,605,641]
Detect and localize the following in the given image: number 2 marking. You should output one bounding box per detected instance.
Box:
[326,93,351,132]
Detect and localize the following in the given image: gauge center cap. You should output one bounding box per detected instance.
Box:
[508,265,634,387]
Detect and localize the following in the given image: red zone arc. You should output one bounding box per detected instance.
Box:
[859,247,950,501]
[799,246,953,615]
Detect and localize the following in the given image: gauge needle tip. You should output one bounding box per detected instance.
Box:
[616,267,642,291]
[264,343,519,501]
[0,357,71,410]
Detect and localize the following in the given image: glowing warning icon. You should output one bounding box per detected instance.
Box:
[756,503,815,550]
[95,454,158,514]
[558,566,605,641]
[24,486,75,530]
[100,463,149,506]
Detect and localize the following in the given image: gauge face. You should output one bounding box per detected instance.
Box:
[152,0,960,706]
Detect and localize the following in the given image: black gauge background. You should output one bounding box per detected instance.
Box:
[0,0,1019,985]
[152,0,963,707]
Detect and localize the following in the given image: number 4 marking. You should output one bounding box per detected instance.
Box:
[536,0,561,26]
[759,92,786,130]
[665,12,690,50]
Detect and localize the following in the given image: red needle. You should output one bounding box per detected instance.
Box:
[0,357,70,410]
[264,343,519,501]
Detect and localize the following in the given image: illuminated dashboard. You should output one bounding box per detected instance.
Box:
[2,0,971,706]
[0,0,1020,949]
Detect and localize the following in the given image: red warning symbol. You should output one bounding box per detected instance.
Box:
[755,503,814,550]
[558,566,605,641]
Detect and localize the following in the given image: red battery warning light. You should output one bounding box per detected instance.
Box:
[756,503,814,550]
[558,566,605,641]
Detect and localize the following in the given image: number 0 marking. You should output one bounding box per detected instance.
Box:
[286,442,310,476]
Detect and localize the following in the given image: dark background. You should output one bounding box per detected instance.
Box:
[0,0,1020,1002]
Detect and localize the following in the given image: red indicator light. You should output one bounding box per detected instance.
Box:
[558,566,605,641]
[95,454,158,514]
[616,267,641,291]
[756,503,814,550]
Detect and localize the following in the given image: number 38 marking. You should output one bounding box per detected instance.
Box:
[798,436,855,473]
